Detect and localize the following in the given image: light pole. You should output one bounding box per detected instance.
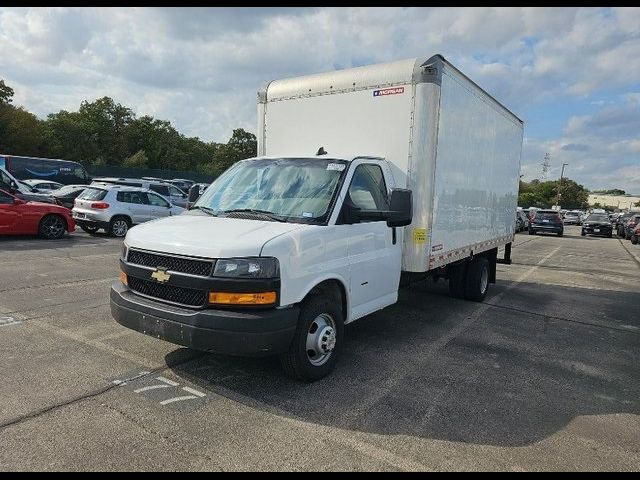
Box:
[555,163,568,208]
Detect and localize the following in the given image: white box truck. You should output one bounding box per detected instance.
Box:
[111,54,523,380]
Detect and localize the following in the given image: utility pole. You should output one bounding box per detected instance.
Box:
[542,153,551,180]
[555,162,568,208]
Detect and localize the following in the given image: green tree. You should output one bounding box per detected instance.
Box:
[518,178,589,209]
[123,149,149,167]
[0,79,15,104]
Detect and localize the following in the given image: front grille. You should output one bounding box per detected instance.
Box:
[128,276,207,308]
[127,249,213,276]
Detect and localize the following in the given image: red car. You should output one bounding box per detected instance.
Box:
[631,224,640,245]
[0,188,75,239]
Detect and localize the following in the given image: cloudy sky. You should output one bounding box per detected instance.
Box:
[1,7,639,193]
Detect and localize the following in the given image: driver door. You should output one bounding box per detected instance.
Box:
[0,190,19,233]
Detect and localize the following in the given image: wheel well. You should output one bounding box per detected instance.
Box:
[110,214,131,225]
[40,213,68,231]
[305,280,347,317]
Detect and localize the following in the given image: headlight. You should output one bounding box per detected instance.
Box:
[213,257,279,278]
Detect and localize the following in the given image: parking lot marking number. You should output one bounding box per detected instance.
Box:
[159,395,198,406]
[134,384,171,393]
[0,316,22,327]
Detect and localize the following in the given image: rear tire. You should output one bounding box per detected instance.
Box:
[109,216,130,238]
[80,225,99,234]
[528,229,535,235]
[632,235,638,245]
[464,257,490,302]
[448,262,467,299]
[280,294,344,382]
[557,231,563,237]
[581,230,586,236]
[38,215,66,240]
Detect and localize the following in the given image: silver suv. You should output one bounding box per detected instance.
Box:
[91,177,189,208]
[72,185,184,237]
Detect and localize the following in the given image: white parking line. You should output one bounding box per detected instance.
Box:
[156,376,179,387]
[0,316,22,327]
[134,384,171,393]
[182,386,206,398]
[159,395,198,406]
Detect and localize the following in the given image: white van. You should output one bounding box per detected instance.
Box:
[111,55,523,380]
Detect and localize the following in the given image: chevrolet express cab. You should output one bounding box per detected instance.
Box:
[111,55,523,380]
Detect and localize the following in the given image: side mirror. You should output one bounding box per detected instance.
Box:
[386,188,413,227]
[188,186,201,204]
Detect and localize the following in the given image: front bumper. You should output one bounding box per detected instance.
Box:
[583,225,612,236]
[110,282,298,356]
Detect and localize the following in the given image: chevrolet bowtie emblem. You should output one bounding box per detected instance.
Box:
[151,268,170,283]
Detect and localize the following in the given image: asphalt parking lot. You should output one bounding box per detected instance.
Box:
[0,226,639,471]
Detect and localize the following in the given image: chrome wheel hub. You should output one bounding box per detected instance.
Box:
[306,313,336,366]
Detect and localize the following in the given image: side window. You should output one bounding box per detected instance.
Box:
[117,191,146,204]
[348,164,389,211]
[169,186,183,196]
[1,170,13,190]
[146,193,170,208]
[150,184,170,196]
[0,190,13,204]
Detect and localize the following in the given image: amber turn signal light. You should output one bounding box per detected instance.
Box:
[208,291,276,305]
[119,271,128,286]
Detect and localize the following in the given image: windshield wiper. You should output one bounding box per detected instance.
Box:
[219,208,287,222]
[190,205,217,216]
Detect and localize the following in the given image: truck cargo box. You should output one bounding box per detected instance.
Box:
[258,54,523,272]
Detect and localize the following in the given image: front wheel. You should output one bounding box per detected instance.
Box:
[39,215,66,240]
[581,230,586,236]
[280,294,344,381]
[528,229,535,235]
[557,231,563,237]
[632,235,638,245]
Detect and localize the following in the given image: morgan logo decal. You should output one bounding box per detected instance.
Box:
[151,268,171,283]
[373,87,405,97]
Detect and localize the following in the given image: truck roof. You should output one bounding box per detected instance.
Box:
[259,54,522,125]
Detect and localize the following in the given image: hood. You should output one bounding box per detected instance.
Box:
[125,212,305,258]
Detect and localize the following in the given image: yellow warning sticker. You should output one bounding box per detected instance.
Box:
[413,228,427,244]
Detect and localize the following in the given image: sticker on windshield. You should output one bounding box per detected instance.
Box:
[302,212,313,218]
[326,163,345,171]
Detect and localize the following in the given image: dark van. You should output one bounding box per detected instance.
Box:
[0,154,91,185]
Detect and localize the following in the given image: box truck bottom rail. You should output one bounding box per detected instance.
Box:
[427,234,514,270]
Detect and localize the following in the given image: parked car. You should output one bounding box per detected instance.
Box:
[15,180,55,204]
[581,213,613,237]
[21,179,65,192]
[51,185,87,209]
[529,209,564,236]
[631,224,640,245]
[72,185,184,237]
[614,212,633,236]
[516,210,529,232]
[563,210,582,225]
[623,214,640,240]
[91,177,189,208]
[168,178,195,193]
[0,188,75,239]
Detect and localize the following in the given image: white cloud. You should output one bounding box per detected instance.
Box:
[0,7,639,190]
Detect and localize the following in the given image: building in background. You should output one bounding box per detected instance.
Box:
[588,193,640,211]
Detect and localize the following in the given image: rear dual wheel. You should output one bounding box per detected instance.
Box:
[449,257,490,302]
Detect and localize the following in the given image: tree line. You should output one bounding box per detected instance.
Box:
[0,79,256,177]
[518,178,590,209]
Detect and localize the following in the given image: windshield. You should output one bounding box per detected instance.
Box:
[56,185,84,195]
[586,214,609,222]
[194,158,348,223]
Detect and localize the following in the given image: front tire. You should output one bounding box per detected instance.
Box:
[632,235,638,245]
[581,230,586,236]
[557,231,563,237]
[464,257,490,302]
[109,216,130,238]
[528,229,535,235]
[39,215,66,240]
[280,294,344,381]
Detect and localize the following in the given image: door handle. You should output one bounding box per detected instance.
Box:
[392,227,397,245]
